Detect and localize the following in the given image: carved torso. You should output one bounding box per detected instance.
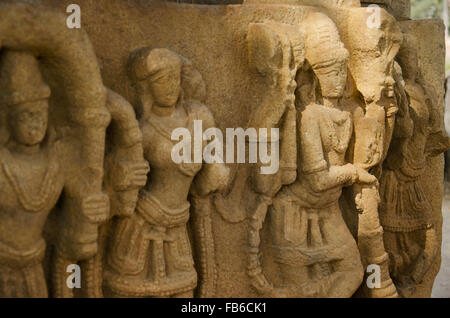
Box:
[401,81,431,175]
[104,99,214,297]
[380,81,435,232]
[0,144,64,254]
[289,103,353,207]
[142,100,206,209]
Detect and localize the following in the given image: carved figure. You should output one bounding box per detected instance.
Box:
[267,13,371,297]
[0,51,61,297]
[245,22,303,296]
[380,35,450,297]
[0,50,109,297]
[343,8,403,298]
[246,13,379,298]
[103,48,229,298]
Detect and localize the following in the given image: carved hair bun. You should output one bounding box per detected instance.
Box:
[0,50,51,106]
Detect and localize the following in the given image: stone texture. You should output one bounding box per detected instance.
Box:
[394,18,447,297]
[0,0,447,298]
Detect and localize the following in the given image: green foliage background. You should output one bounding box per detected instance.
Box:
[411,0,444,19]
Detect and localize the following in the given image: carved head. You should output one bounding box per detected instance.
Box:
[344,7,402,105]
[0,50,50,146]
[129,48,182,108]
[304,12,349,99]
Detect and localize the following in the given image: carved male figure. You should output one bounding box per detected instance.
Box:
[380,35,450,297]
[0,50,109,297]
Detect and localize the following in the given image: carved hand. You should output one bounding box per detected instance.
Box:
[111,160,150,191]
[340,164,358,187]
[356,167,378,186]
[81,193,110,224]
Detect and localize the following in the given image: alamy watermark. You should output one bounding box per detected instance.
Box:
[171,121,280,175]
[66,264,81,289]
[366,264,381,289]
[66,4,81,29]
[366,4,381,29]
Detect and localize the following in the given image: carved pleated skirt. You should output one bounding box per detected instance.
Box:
[268,186,364,297]
[0,239,47,298]
[104,191,197,297]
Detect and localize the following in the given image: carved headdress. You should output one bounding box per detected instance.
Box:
[128,47,208,120]
[303,12,349,70]
[0,50,51,106]
[128,47,182,83]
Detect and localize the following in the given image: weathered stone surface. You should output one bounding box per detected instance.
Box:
[391,18,447,298]
[0,0,447,298]
[244,0,360,7]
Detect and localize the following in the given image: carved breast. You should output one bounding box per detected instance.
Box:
[316,105,353,165]
[145,107,203,178]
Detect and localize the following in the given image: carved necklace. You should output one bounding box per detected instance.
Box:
[318,106,352,154]
[147,108,190,141]
[147,103,202,177]
[1,147,60,212]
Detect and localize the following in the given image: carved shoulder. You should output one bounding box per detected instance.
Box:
[187,100,216,129]
[140,121,153,151]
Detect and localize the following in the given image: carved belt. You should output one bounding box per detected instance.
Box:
[0,239,45,268]
[136,191,190,228]
[271,190,341,266]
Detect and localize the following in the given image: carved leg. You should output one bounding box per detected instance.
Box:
[411,226,438,285]
[356,185,398,298]
[0,263,48,298]
[320,205,364,298]
[79,253,103,298]
[384,227,438,298]
[190,195,217,298]
[52,251,75,298]
[79,223,108,298]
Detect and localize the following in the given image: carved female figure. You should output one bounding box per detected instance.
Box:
[380,35,450,297]
[267,13,375,297]
[104,48,229,297]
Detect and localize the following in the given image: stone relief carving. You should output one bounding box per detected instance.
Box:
[103,48,230,298]
[0,50,65,298]
[339,7,403,298]
[245,11,397,298]
[0,4,111,298]
[245,21,302,297]
[0,1,448,298]
[380,34,450,297]
[77,88,150,298]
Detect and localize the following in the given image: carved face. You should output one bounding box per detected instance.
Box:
[314,58,348,99]
[149,68,181,107]
[9,100,48,146]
